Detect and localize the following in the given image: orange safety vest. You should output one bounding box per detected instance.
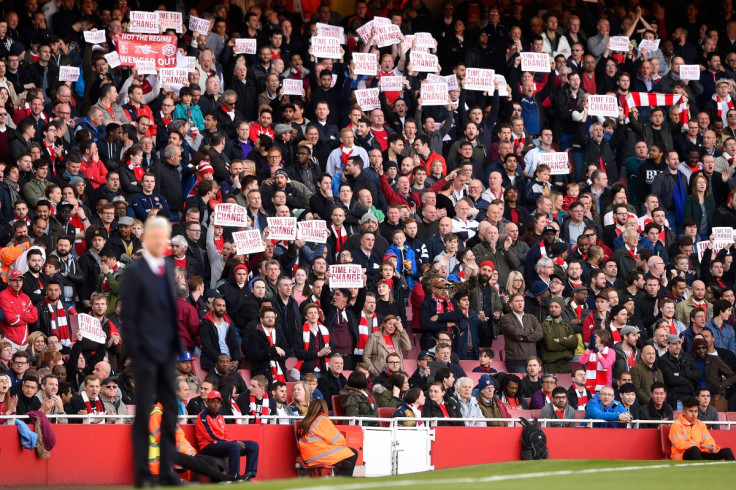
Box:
[149,403,196,475]
[669,412,720,461]
[298,415,355,466]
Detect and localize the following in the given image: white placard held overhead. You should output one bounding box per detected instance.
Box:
[234,38,257,54]
[104,51,121,68]
[59,66,80,82]
[233,230,265,255]
[465,68,495,91]
[410,51,438,72]
[609,36,630,52]
[77,314,106,343]
[329,265,364,288]
[712,227,735,242]
[639,39,660,52]
[213,203,248,227]
[158,68,188,87]
[135,59,158,75]
[445,75,459,91]
[353,52,378,76]
[316,22,346,43]
[375,24,402,48]
[420,82,449,106]
[180,56,196,72]
[157,11,183,32]
[266,217,297,241]
[355,88,380,111]
[356,21,374,44]
[189,15,212,35]
[587,95,620,117]
[380,75,402,92]
[297,220,328,243]
[680,65,700,81]
[539,152,570,175]
[129,11,159,33]
[83,30,106,44]
[282,79,303,96]
[520,52,551,72]
[494,75,509,96]
[311,37,342,59]
[414,32,434,49]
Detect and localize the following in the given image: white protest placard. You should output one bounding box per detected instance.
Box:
[373,16,391,26]
[298,220,328,243]
[329,264,364,288]
[331,74,337,88]
[353,52,378,76]
[83,29,106,44]
[427,74,444,83]
[375,24,402,48]
[130,11,159,33]
[316,22,346,43]
[214,203,248,227]
[135,59,158,75]
[639,39,660,52]
[180,55,196,72]
[356,21,374,44]
[410,51,438,72]
[414,32,435,49]
[494,75,509,96]
[158,68,188,87]
[78,314,106,344]
[380,75,402,92]
[59,66,80,82]
[421,82,448,106]
[712,227,735,242]
[445,75,459,91]
[402,35,415,53]
[234,38,257,54]
[189,15,211,35]
[609,36,630,52]
[104,51,121,68]
[587,95,619,117]
[282,78,303,96]
[696,240,730,261]
[158,11,183,33]
[355,88,380,111]
[520,52,550,72]
[539,152,569,175]
[233,230,265,255]
[465,68,495,91]
[267,217,297,241]
[680,64,700,81]
[311,36,342,59]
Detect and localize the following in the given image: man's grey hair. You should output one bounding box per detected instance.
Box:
[536,257,554,274]
[171,235,188,248]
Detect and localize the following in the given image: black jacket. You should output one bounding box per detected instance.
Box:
[422,398,463,425]
[320,281,367,353]
[153,161,184,213]
[658,351,702,406]
[199,310,241,371]
[217,267,257,332]
[77,250,101,306]
[244,324,288,385]
[21,271,49,304]
[317,371,348,412]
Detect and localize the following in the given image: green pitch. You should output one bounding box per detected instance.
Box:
[202,459,736,489]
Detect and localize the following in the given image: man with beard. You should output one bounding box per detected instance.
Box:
[21,248,49,304]
[49,236,83,307]
[472,224,518,286]
[523,224,557,285]
[635,277,661,335]
[691,336,736,396]
[200,298,240,372]
[108,216,141,259]
[245,307,288,385]
[676,280,712,325]
[541,297,578,373]
[468,261,502,347]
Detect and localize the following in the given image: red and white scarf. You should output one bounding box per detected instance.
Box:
[249,394,269,424]
[713,94,734,123]
[261,325,286,382]
[101,263,119,293]
[585,346,610,393]
[127,161,145,181]
[231,398,244,425]
[575,388,589,410]
[47,299,70,347]
[340,145,353,165]
[82,391,103,414]
[356,312,378,355]
[293,322,330,372]
[432,294,454,314]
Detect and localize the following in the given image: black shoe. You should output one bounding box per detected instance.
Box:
[236,472,255,482]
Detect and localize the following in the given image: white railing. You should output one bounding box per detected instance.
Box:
[1,413,732,429]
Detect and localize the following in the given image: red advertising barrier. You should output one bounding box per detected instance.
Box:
[1,424,736,486]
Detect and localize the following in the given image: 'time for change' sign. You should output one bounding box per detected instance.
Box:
[587,95,619,117]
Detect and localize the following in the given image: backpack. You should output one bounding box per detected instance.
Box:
[519,417,549,460]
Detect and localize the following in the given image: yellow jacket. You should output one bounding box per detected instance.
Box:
[298,415,354,466]
[149,403,196,475]
[669,412,720,461]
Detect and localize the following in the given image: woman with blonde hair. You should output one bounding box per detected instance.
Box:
[26,331,46,367]
[289,381,312,415]
[502,271,525,313]
[297,399,358,476]
[362,315,411,378]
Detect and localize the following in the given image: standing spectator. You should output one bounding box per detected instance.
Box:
[541,297,578,373]
[0,269,38,352]
[659,334,702,410]
[579,329,616,393]
[499,293,543,373]
[630,345,665,405]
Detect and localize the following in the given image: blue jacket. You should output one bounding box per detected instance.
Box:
[387,243,417,289]
[705,320,736,356]
[130,192,170,220]
[453,311,481,360]
[584,394,630,428]
[173,103,205,131]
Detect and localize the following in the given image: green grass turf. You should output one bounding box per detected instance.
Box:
[194,458,736,490]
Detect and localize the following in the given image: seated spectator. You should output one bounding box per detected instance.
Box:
[393,387,426,426]
[317,353,348,413]
[472,349,498,374]
[696,387,720,430]
[15,374,41,415]
[187,378,216,417]
[376,371,408,408]
[584,386,633,428]
[423,382,462,425]
[498,374,528,410]
[519,357,543,398]
[69,374,106,424]
[339,371,378,423]
[289,381,311,416]
[669,397,735,461]
[659,334,701,411]
[270,381,295,425]
[691,337,736,398]
[195,390,259,481]
[475,375,510,427]
[530,373,558,409]
[100,375,130,423]
[304,373,324,400]
[408,350,435,392]
[297,399,359,476]
[639,382,674,425]
[630,345,664,405]
[567,368,593,410]
[452,376,485,427]
[617,383,641,426]
[539,386,577,427]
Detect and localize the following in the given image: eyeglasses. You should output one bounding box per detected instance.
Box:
[550,280,563,285]
[104,385,117,389]
[13,360,28,364]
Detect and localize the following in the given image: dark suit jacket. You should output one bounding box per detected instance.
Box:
[120,256,181,361]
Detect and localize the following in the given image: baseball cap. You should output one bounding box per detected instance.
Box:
[529,280,550,296]
[207,390,223,400]
[58,200,74,209]
[118,216,134,226]
[204,289,225,300]
[360,212,379,225]
[9,269,23,280]
[273,168,289,178]
[418,351,435,360]
[620,325,640,336]
[178,351,193,362]
[667,334,681,344]
[572,285,590,293]
[542,225,557,234]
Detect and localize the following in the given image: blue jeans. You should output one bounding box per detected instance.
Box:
[201,440,259,479]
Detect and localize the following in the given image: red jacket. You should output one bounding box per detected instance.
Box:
[379,173,448,207]
[0,288,39,345]
[176,297,200,351]
[195,408,228,449]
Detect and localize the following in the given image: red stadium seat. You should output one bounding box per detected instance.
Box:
[378,407,395,427]
[660,425,672,459]
[490,361,507,372]
[126,404,136,415]
[286,382,296,403]
[530,409,542,419]
[402,359,417,374]
[467,372,483,384]
[491,347,505,362]
[458,360,476,373]
[191,356,207,380]
[513,409,533,427]
[555,373,572,388]
[293,423,337,477]
[725,412,736,429]
[237,369,251,384]
[331,395,345,424]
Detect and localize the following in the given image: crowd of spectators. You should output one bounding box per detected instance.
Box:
[1,0,736,467]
